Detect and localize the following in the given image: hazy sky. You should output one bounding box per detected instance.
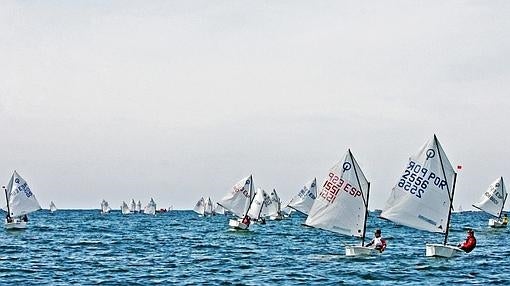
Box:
[1,1,509,210]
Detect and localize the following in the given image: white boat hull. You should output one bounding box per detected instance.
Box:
[345,245,380,256]
[488,218,507,228]
[5,221,27,230]
[425,244,463,258]
[229,219,249,230]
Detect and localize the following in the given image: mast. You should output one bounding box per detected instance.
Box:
[3,186,10,217]
[499,177,507,219]
[243,176,255,218]
[348,149,369,246]
[433,135,456,245]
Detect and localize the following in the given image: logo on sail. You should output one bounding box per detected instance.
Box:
[426,149,435,160]
[342,162,352,171]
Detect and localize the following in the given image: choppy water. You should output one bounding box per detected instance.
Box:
[0,210,508,285]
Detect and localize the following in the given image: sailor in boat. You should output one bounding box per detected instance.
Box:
[503,214,508,226]
[5,214,13,223]
[21,215,28,222]
[365,229,387,253]
[241,215,251,227]
[457,229,476,253]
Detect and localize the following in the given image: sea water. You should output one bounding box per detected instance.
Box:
[0,210,508,285]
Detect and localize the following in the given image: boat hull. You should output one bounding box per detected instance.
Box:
[488,218,507,228]
[345,245,380,256]
[425,244,463,258]
[229,219,249,230]
[5,221,27,230]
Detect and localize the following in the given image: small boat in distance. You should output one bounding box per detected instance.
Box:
[2,171,42,230]
[101,199,111,214]
[286,178,317,216]
[121,201,131,215]
[217,175,254,230]
[130,199,136,213]
[136,200,142,213]
[380,135,461,258]
[473,177,507,228]
[144,198,156,215]
[50,201,57,213]
[193,197,205,216]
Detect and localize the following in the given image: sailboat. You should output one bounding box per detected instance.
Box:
[101,199,111,214]
[380,135,460,258]
[130,199,136,213]
[205,197,214,216]
[217,175,254,230]
[136,200,142,213]
[2,171,42,229]
[193,197,205,216]
[286,178,317,216]
[266,189,283,220]
[245,188,268,225]
[121,201,131,214]
[304,150,373,256]
[214,203,225,215]
[473,177,507,228]
[49,201,57,213]
[144,198,156,215]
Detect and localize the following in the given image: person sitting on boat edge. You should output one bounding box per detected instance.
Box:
[502,214,508,225]
[241,215,251,227]
[21,215,28,222]
[457,229,476,253]
[365,229,387,253]
[5,214,13,223]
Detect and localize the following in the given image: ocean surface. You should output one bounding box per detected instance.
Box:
[0,210,508,285]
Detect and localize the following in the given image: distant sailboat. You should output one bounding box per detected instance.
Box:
[2,171,42,229]
[286,178,317,216]
[214,203,225,215]
[380,135,460,258]
[121,201,131,214]
[205,197,214,216]
[130,199,136,213]
[473,177,507,228]
[193,197,205,216]
[144,198,156,215]
[265,189,283,220]
[305,149,374,256]
[136,200,142,213]
[217,175,254,230]
[49,201,57,213]
[245,188,268,225]
[101,199,111,214]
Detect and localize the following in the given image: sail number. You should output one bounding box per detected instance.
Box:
[233,185,250,198]
[320,172,361,203]
[397,161,448,198]
[11,182,33,198]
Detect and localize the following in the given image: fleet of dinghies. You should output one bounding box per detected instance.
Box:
[3,133,509,260]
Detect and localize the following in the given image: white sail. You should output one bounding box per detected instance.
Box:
[49,201,57,213]
[144,198,156,215]
[287,178,317,215]
[247,188,268,220]
[193,197,205,215]
[136,200,142,213]
[473,177,507,218]
[264,189,281,218]
[130,199,136,212]
[205,197,214,215]
[217,175,254,218]
[214,203,225,215]
[305,150,370,237]
[101,200,111,213]
[380,135,457,234]
[3,171,41,217]
[121,201,131,214]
